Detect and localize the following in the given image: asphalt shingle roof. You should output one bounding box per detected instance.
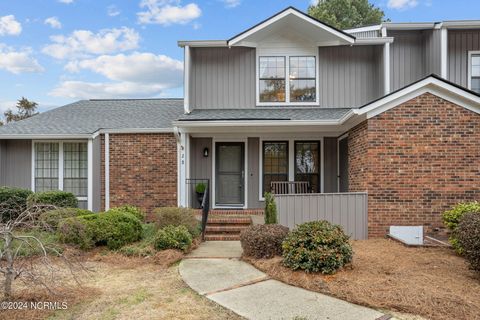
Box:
[0,99,184,135]
[177,108,352,121]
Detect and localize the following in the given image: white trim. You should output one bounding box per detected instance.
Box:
[93,128,173,137]
[58,142,64,191]
[31,143,35,191]
[211,138,248,209]
[255,53,320,107]
[87,139,93,211]
[178,40,228,48]
[178,132,187,207]
[320,137,324,193]
[1,134,92,140]
[468,51,480,91]
[104,133,110,211]
[382,27,391,95]
[354,37,394,45]
[184,45,191,113]
[344,25,381,33]
[441,28,448,79]
[228,8,354,46]
[337,133,348,192]
[382,22,436,30]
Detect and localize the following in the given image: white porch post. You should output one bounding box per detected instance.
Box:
[178,131,189,207]
[441,28,448,79]
[104,133,110,211]
[382,27,391,95]
[87,138,93,211]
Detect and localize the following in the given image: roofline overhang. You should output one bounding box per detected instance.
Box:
[354,37,394,45]
[0,134,93,140]
[178,40,228,48]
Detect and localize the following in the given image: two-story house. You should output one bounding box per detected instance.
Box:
[0,7,479,239]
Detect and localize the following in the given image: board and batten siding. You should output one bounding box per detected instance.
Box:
[190,47,256,109]
[425,29,442,76]
[318,45,383,108]
[448,30,480,88]
[0,140,32,189]
[275,192,368,240]
[189,137,213,206]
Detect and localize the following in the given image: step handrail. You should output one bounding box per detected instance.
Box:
[200,184,209,241]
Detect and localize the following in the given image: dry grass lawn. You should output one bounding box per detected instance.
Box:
[1,251,242,320]
[244,239,480,320]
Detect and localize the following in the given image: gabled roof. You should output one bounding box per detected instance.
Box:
[0,99,184,138]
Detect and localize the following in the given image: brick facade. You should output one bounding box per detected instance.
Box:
[101,133,177,216]
[349,93,480,237]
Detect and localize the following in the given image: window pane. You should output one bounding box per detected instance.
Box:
[263,142,289,194]
[63,142,88,197]
[259,79,286,102]
[472,77,480,94]
[289,56,315,79]
[295,141,320,193]
[259,57,285,79]
[290,79,316,102]
[34,143,59,192]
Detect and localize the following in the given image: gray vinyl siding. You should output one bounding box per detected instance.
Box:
[318,45,383,108]
[323,137,338,193]
[248,137,262,209]
[189,137,213,205]
[92,136,101,212]
[190,47,256,109]
[349,30,380,38]
[1,140,32,189]
[425,29,442,75]
[448,29,480,88]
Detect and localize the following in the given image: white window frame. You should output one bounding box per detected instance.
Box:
[468,51,480,92]
[256,52,320,106]
[32,140,91,209]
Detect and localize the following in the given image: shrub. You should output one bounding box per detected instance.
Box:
[108,205,145,222]
[57,216,95,250]
[282,221,353,274]
[0,186,33,222]
[264,192,278,224]
[443,201,480,252]
[153,225,192,252]
[240,224,289,258]
[195,183,206,194]
[27,191,78,208]
[153,207,200,237]
[40,207,92,230]
[456,213,480,272]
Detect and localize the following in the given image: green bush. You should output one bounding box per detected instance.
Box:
[456,213,480,272]
[153,225,192,252]
[442,201,480,252]
[0,186,33,222]
[108,205,145,222]
[264,192,278,224]
[40,207,92,230]
[282,221,353,274]
[117,223,157,257]
[240,224,289,258]
[153,207,200,237]
[57,216,95,249]
[27,191,78,208]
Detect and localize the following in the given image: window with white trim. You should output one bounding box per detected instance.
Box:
[258,55,316,104]
[470,53,480,94]
[34,141,88,209]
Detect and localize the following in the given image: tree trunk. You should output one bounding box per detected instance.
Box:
[4,232,13,299]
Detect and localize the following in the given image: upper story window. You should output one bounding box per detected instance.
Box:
[470,53,480,94]
[258,55,317,105]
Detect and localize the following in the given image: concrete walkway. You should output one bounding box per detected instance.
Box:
[180,241,386,320]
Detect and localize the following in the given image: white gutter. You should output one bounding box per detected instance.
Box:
[344,25,381,33]
[91,128,174,139]
[177,40,228,48]
[0,134,93,140]
[354,37,394,45]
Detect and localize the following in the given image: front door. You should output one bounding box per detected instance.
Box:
[215,142,245,206]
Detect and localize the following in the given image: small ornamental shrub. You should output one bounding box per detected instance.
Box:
[57,216,95,250]
[153,225,192,252]
[108,205,145,222]
[195,183,206,194]
[240,224,289,258]
[0,186,33,222]
[282,221,353,274]
[27,191,78,208]
[153,207,200,237]
[40,207,92,230]
[456,213,480,272]
[264,192,278,224]
[443,201,480,253]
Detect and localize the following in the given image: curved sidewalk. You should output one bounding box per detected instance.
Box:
[180,241,387,320]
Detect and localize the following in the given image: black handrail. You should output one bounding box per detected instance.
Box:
[200,184,209,241]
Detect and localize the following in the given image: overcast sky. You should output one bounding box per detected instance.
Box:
[0,0,478,112]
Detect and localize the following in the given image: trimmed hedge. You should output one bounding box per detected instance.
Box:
[153,225,192,252]
[27,191,78,208]
[0,186,33,222]
[108,205,145,222]
[282,221,353,274]
[442,201,480,253]
[240,224,289,258]
[457,213,480,272]
[153,207,200,237]
[40,207,92,230]
[58,211,143,250]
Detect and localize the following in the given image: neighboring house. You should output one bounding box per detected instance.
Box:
[0,7,479,238]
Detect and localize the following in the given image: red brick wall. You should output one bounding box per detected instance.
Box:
[349,93,480,237]
[101,133,177,216]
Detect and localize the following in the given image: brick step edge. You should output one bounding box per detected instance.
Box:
[205,226,249,232]
[206,217,252,224]
[194,209,264,216]
[204,234,240,241]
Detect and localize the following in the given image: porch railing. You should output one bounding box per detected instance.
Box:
[185,179,210,241]
[271,181,310,194]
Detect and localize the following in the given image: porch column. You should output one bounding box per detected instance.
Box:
[178,131,190,207]
[87,138,93,211]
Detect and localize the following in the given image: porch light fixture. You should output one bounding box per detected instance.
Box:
[203,147,209,157]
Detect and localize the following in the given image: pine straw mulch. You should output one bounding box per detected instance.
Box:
[243,238,480,320]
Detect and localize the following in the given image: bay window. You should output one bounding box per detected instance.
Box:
[258,55,317,104]
[34,141,88,209]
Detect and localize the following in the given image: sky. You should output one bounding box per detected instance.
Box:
[0,0,479,113]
